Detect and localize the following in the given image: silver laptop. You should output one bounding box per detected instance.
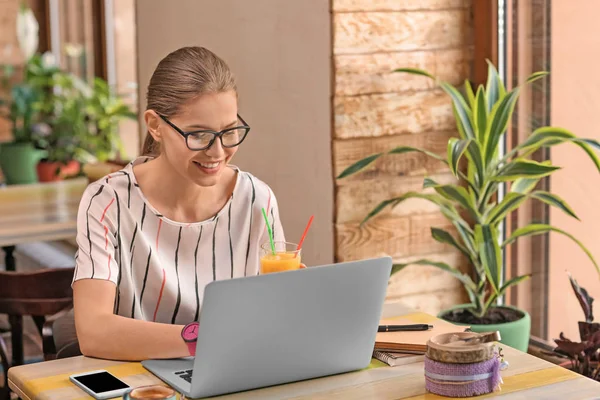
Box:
[142,256,392,398]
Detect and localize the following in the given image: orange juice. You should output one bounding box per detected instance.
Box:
[260,252,301,274]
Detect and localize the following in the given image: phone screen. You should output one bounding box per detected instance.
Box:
[72,371,129,394]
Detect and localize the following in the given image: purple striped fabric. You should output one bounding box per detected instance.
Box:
[424,356,502,397]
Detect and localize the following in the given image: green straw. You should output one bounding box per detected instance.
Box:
[261,207,276,255]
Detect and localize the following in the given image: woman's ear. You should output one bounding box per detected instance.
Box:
[144,110,162,143]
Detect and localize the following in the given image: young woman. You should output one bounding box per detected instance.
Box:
[73,46,286,361]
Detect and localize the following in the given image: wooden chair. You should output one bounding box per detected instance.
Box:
[0,267,74,399]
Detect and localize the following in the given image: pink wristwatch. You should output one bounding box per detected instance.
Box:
[181,322,199,356]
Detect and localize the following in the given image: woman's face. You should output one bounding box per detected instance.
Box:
[149,90,241,187]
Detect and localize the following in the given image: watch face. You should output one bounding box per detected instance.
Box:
[182,322,199,342]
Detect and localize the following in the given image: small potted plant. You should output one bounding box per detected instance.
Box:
[34,71,88,182]
[83,77,137,162]
[552,274,600,381]
[337,62,600,351]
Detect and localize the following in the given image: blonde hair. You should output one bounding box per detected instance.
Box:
[142,46,237,156]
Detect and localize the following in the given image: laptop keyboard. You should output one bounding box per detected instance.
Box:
[175,369,193,383]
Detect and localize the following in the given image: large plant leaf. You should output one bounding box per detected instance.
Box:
[526,70,549,84]
[554,337,587,359]
[434,184,480,219]
[473,85,487,144]
[429,173,478,202]
[568,272,594,323]
[337,145,448,180]
[466,141,485,188]
[484,87,521,165]
[464,80,475,105]
[393,68,435,80]
[388,146,447,163]
[511,177,540,194]
[575,138,600,150]
[531,191,579,220]
[485,60,506,113]
[519,126,575,149]
[498,274,531,297]
[448,138,471,177]
[493,159,560,181]
[478,181,499,212]
[571,138,600,173]
[486,192,527,225]
[453,220,477,255]
[361,198,397,225]
[475,224,502,293]
[504,224,600,277]
[391,259,477,292]
[337,153,383,179]
[512,127,600,173]
[440,81,475,139]
[431,227,473,260]
[423,177,439,189]
[362,192,449,225]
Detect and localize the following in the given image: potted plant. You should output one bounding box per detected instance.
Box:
[337,62,600,352]
[83,77,137,162]
[551,274,600,381]
[34,71,89,182]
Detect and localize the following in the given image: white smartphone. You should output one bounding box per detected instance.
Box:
[69,369,131,399]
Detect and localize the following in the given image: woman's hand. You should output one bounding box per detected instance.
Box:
[300,263,307,269]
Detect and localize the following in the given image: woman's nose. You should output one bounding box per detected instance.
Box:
[205,137,225,158]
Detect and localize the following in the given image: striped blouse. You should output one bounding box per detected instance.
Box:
[73,157,285,324]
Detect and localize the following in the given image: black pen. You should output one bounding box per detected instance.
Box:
[378,324,433,332]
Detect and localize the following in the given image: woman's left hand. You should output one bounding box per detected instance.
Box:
[300,263,307,269]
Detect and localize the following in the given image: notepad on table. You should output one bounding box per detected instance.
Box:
[374,312,467,353]
[372,350,425,367]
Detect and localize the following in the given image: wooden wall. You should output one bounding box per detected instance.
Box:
[332,0,474,314]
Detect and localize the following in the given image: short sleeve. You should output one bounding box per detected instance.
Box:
[73,183,119,284]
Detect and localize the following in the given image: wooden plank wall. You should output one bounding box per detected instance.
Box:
[332,0,474,314]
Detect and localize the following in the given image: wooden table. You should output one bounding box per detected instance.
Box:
[0,178,87,270]
[8,303,600,399]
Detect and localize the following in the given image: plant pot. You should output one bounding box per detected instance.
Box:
[438,305,531,352]
[0,142,47,185]
[37,160,81,182]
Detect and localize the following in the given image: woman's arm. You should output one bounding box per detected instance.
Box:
[73,279,189,361]
[72,183,189,361]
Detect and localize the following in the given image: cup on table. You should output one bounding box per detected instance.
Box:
[123,385,177,400]
[260,241,302,274]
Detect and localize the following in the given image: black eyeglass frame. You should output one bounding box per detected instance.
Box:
[158,113,251,151]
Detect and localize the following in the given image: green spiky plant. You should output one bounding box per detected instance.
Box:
[337,62,600,320]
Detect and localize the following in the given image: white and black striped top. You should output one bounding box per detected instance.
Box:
[73,157,285,324]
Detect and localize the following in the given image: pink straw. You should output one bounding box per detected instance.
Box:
[296,215,314,253]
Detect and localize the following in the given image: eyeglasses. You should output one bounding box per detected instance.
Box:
[158,114,251,151]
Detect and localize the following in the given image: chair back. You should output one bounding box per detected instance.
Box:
[0,267,74,316]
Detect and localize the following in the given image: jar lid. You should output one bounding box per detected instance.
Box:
[426,331,501,364]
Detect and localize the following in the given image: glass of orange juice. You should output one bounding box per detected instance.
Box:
[260,241,301,274]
